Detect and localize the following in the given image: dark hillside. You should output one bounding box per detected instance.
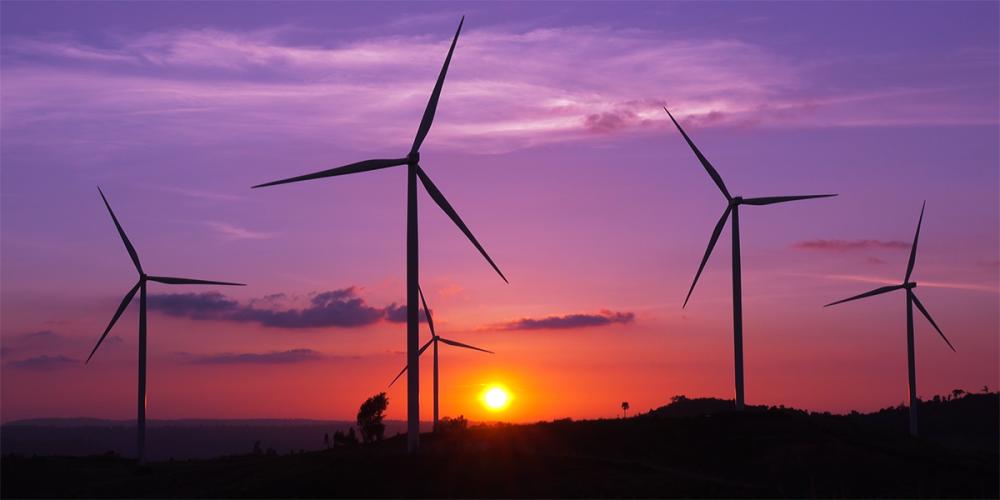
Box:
[3,394,996,498]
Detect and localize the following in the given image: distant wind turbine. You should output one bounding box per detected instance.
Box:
[389,285,493,430]
[252,17,506,452]
[88,188,244,464]
[665,107,837,410]
[825,202,954,436]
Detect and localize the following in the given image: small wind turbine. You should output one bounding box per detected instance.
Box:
[665,107,837,410]
[252,17,506,451]
[389,285,493,430]
[88,188,244,464]
[825,202,954,436]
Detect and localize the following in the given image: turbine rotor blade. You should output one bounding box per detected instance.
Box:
[438,337,494,354]
[824,284,905,307]
[910,291,955,351]
[411,16,464,154]
[416,165,508,283]
[740,194,838,206]
[388,337,435,387]
[388,364,408,388]
[663,107,731,200]
[905,201,926,282]
[86,281,141,364]
[252,158,408,189]
[419,338,434,355]
[684,205,732,307]
[147,276,245,286]
[417,285,436,337]
[98,187,143,274]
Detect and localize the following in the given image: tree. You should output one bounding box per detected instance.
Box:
[357,392,389,444]
[324,432,330,449]
[621,401,630,418]
[332,427,359,447]
[436,415,468,434]
[952,388,966,400]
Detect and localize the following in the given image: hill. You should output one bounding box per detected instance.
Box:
[2,394,997,498]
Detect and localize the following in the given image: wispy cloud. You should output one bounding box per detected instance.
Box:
[794,273,999,294]
[7,354,78,370]
[205,221,274,240]
[486,310,635,331]
[149,185,242,202]
[5,24,989,154]
[792,239,909,252]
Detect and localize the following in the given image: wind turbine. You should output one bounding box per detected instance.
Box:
[88,188,244,464]
[388,285,493,430]
[665,107,837,410]
[825,202,954,436]
[251,17,506,451]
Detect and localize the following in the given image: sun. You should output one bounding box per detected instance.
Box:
[480,384,512,412]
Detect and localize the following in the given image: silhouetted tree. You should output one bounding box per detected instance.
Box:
[952,388,966,400]
[324,432,330,449]
[436,415,468,434]
[253,440,262,455]
[621,401,630,418]
[332,427,360,448]
[357,392,389,444]
[984,385,990,393]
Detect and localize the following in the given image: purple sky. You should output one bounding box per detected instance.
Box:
[1,1,997,423]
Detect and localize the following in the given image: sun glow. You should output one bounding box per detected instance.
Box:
[480,384,512,412]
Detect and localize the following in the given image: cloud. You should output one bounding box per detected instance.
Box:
[383,304,427,323]
[149,287,388,329]
[8,23,989,156]
[488,310,635,331]
[181,348,325,364]
[148,292,240,319]
[7,354,78,370]
[19,330,61,341]
[790,272,1000,294]
[791,239,909,252]
[205,221,275,240]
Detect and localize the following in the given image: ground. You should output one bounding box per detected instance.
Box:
[3,394,997,498]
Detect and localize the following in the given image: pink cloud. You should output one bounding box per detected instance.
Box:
[2,24,995,157]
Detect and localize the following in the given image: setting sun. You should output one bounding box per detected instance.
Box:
[481,385,512,412]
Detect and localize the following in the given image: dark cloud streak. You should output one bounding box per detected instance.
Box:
[149,288,396,329]
[181,349,326,365]
[791,239,908,252]
[490,310,635,331]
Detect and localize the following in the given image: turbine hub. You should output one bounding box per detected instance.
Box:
[731,196,743,206]
[407,151,421,165]
[905,282,917,289]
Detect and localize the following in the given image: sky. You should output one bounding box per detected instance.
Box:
[1,1,997,424]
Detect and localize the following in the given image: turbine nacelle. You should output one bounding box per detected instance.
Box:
[407,151,421,165]
[88,188,245,364]
[825,203,954,352]
[665,107,837,308]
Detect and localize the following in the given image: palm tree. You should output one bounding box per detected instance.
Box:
[621,401,630,418]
